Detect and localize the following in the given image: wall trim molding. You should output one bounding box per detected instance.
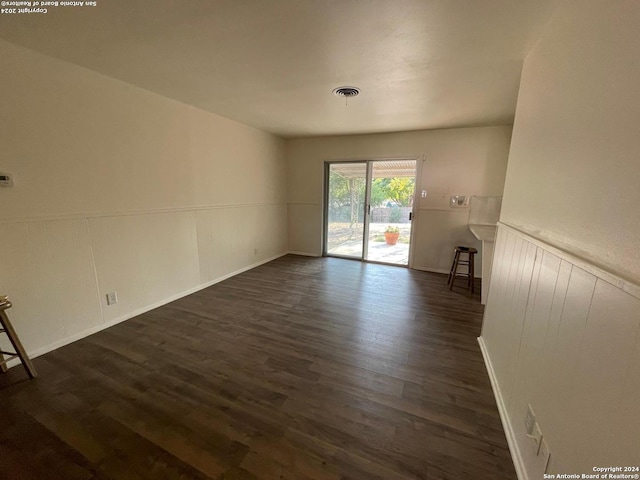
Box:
[0,202,288,225]
[499,222,640,300]
[478,336,528,480]
[4,252,288,370]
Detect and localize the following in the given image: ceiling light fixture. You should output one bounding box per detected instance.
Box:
[333,86,360,105]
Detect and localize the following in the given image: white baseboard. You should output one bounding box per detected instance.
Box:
[478,336,528,480]
[4,252,288,370]
[287,250,321,257]
[413,265,482,278]
[413,266,450,274]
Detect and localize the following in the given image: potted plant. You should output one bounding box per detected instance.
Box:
[384,226,400,245]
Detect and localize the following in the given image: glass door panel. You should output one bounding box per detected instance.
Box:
[365,160,417,266]
[325,162,367,259]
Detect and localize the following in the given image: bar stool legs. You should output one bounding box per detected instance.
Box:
[0,295,37,379]
[448,246,478,294]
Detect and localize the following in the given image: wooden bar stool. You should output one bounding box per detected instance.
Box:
[0,295,37,379]
[448,246,478,293]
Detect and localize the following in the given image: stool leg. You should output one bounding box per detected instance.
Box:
[449,251,460,290]
[0,310,37,379]
[447,249,457,285]
[470,252,475,294]
[0,350,7,373]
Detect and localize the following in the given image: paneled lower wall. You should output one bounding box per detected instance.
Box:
[412,208,482,274]
[286,202,322,257]
[480,223,640,479]
[0,203,287,360]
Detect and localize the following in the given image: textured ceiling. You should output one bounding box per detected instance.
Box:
[0,0,558,138]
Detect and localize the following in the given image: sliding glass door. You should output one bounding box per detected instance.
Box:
[325,162,368,259]
[324,159,417,266]
[366,161,416,265]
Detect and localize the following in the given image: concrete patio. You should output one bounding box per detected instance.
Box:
[327,222,411,265]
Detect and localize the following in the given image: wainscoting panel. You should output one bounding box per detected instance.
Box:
[196,203,288,284]
[412,209,483,274]
[480,223,640,479]
[89,210,201,324]
[0,219,102,353]
[0,204,288,363]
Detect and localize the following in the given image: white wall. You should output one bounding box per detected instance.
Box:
[481,1,640,478]
[0,40,288,358]
[500,0,640,286]
[286,126,511,273]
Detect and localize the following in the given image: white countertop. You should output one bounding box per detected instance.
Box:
[469,224,497,241]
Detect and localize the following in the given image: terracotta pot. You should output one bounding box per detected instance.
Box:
[384,232,400,245]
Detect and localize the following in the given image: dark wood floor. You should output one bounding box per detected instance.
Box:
[0,255,515,480]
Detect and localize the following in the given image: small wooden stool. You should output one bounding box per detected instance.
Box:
[448,246,478,293]
[0,295,37,379]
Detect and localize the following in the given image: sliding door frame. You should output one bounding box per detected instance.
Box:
[362,163,373,261]
[323,157,421,268]
[407,156,424,270]
[322,160,369,259]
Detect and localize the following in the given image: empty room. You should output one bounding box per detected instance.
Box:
[0,1,638,479]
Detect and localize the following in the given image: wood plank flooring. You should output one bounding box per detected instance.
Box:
[0,255,516,480]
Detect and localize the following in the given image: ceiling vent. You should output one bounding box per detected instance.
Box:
[332,86,361,98]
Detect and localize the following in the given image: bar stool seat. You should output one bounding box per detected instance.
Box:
[448,246,478,293]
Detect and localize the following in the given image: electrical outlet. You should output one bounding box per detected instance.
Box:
[0,173,14,187]
[539,438,551,473]
[528,422,543,453]
[254,248,259,255]
[525,404,536,434]
[106,291,118,305]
